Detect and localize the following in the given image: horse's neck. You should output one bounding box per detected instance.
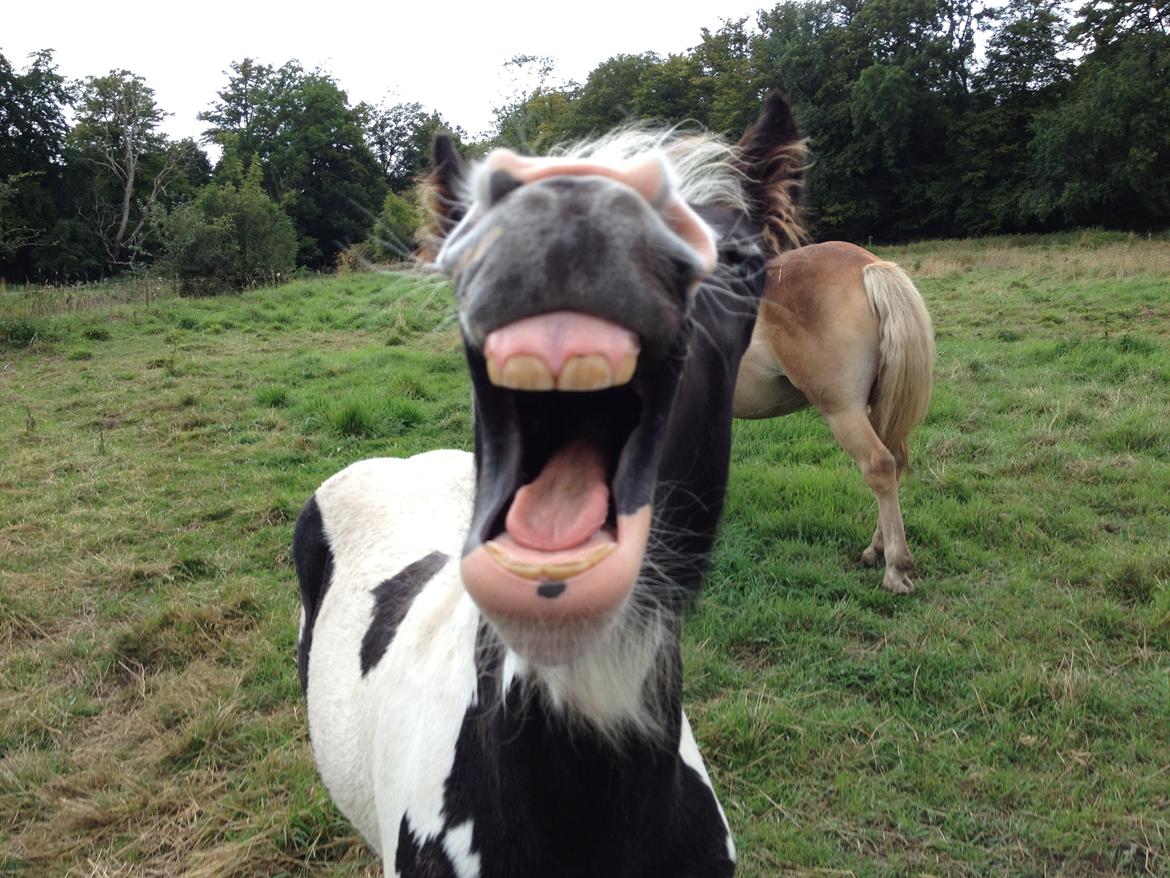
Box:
[454,633,691,872]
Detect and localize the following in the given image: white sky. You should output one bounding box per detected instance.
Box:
[5,0,769,145]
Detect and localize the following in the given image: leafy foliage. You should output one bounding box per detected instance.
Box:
[2,2,1169,283]
[476,0,1167,240]
[1026,31,1170,225]
[161,169,297,295]
[68,70,188,268]
[366,191,422,263]
[365,101,465,193]
[200,60,387,268]
[0,51,71,274]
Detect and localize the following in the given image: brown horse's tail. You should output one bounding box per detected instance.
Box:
[862,260,935,471]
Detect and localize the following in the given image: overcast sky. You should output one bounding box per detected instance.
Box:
[6,0,769,145]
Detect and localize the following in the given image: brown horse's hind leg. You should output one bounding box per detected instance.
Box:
[861,522,885,568]
[822,407,916,594]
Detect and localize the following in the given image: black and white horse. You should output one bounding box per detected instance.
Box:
[293,93,806,877]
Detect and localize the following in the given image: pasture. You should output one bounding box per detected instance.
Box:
[2,231,1168,877]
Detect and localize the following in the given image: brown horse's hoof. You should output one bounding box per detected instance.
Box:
[881,567,916,595]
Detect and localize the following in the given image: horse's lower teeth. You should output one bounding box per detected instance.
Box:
[483,540,617,580]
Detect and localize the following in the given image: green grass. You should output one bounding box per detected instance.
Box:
[2,240,1168,876]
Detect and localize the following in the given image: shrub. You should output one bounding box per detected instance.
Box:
[0,319,44,348]
[335,242,370,275]
[366,191,421,263]
[162,172,297,296]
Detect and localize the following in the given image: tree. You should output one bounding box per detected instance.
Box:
[201,61,387,267]
[557,54,660,138]
[162,165,297,295]
[0,49,71,278]
[691,19,759,134]
[70,70,183,267]
[487,56,577,152]
[0,173,41,263]
[198,58,272,171]
[980,0,1074,97]
[366,190,421,262]
[365,102,464,192]
[0,50,70,178]
[949,0,1073,233]
[633,53,708,127]
[750,0,981,240]
[1069,0,1170,50]
[1024,28,1170,226]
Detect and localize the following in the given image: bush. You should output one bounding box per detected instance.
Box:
[366,191,421,263]
[0,319,49,348]
[335,242,370,275]
[162,174,297,296]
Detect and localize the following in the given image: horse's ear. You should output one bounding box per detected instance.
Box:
[735,91,810,254]
[425,134,469,241]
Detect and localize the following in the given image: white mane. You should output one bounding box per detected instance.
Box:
[459,127,749,215]
[552,126,748,213]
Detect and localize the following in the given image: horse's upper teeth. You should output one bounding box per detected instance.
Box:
[613,353,638,386]
[495,355,555,390]
[558,355,612,391]
[486,352,639,392]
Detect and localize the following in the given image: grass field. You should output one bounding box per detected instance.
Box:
[2,231,1168,877]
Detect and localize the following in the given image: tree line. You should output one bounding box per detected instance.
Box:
[0,55,459,288]
[2,0,1167,288]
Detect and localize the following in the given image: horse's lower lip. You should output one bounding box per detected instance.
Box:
[461,508,651,624]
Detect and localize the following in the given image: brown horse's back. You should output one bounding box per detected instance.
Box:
[738,242,882,417]
[769,241,878,326]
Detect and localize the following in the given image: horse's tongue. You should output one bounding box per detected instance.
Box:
[505,440,609,552]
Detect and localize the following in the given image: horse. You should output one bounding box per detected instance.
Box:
[733,241,935,594]
[291,91,806,877]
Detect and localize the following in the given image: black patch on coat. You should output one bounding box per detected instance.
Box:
[426,628,734,877]
[396,814,458,877]
[292,496,333,695]
[359,551,450,676]
[536,581,566,599]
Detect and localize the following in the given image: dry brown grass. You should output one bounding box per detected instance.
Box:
[2,276,179,318]
[881,234,1170,281]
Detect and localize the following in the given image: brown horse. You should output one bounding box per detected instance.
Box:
[733,241,935,594]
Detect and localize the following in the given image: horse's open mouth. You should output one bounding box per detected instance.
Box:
[461,311,674,636]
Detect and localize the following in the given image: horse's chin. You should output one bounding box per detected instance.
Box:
[486,616,618,667]
[462,508,651,665]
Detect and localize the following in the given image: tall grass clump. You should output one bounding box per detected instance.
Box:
[254,386,291,408]
[322,392,424,439]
